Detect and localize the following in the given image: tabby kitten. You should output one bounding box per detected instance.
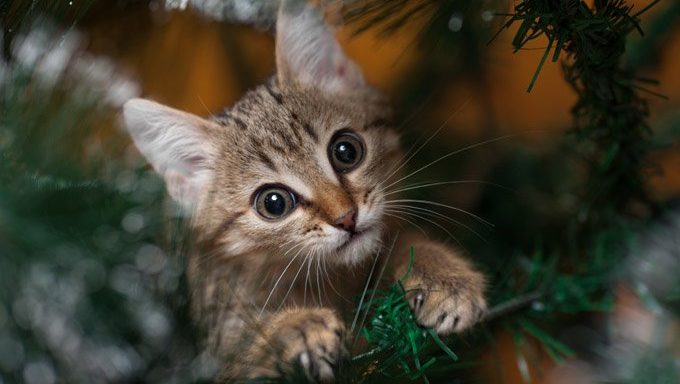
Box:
[122,0,486,381]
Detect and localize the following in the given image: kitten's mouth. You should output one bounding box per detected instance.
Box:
[337,229,368,252]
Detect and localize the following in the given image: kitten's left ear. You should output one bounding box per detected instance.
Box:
[276,0,365,94]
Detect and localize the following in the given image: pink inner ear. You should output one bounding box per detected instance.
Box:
[165,168,203,208]
[165,170,188,200]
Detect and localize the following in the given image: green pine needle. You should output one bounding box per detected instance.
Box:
[352,247,459,382]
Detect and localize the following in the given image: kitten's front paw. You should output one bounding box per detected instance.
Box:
[268,308,347,382]
[403,269,487,335]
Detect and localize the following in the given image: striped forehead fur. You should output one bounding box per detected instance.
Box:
[210,78,393,176]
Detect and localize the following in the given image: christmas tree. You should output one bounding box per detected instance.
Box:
[1,0,678,383]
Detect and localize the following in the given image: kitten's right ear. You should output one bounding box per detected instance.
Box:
[276,0,365,94]
[123,98,218,211]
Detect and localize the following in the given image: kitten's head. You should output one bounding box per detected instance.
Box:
[123,0,401,266]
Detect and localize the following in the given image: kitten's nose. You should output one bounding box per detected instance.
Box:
[333,209,357,233]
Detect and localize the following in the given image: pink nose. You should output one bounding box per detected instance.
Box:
[333,209,357,233]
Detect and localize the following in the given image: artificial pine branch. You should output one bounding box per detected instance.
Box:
[483,291,543,322]
[494,0,659,231]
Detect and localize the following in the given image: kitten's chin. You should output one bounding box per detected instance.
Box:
[334,227,382,266]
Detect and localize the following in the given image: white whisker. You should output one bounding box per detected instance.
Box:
[385,207,465,249]
[315,255,323,306]
[385,198,494,227]
[282,240,303,257]
[259,245,305,317]
[385,179,511,197]
[383,133,523,190]
[386,204,489,243]
[352,233,399,346]
[321,255,351,304]
[276,251,312,312]
[350,237,384,333]
[304,250,313,306]
[383,211,429,237]
[380,99,471,186]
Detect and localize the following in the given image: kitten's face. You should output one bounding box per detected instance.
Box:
[202,83,400,265]
[123,1,401,266]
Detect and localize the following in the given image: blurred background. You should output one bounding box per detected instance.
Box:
[1,0,678,383]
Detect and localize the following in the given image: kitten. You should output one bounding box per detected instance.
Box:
[122,0,486,381]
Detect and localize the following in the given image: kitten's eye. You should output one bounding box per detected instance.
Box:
[254,187,297,220]
[329,130,365,173]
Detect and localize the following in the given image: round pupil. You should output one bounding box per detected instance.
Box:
[264,192,286,215]
[335,141,357,164]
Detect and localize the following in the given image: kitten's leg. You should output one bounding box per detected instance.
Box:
[391,235,487,335]
[226,307,348,382]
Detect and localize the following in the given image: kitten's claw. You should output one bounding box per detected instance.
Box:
[404,272,486,335]
[407,284,486,334]
[411,291,425,313]
[265,308,347,382]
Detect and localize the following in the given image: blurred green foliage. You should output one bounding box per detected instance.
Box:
[1,0,679,383]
